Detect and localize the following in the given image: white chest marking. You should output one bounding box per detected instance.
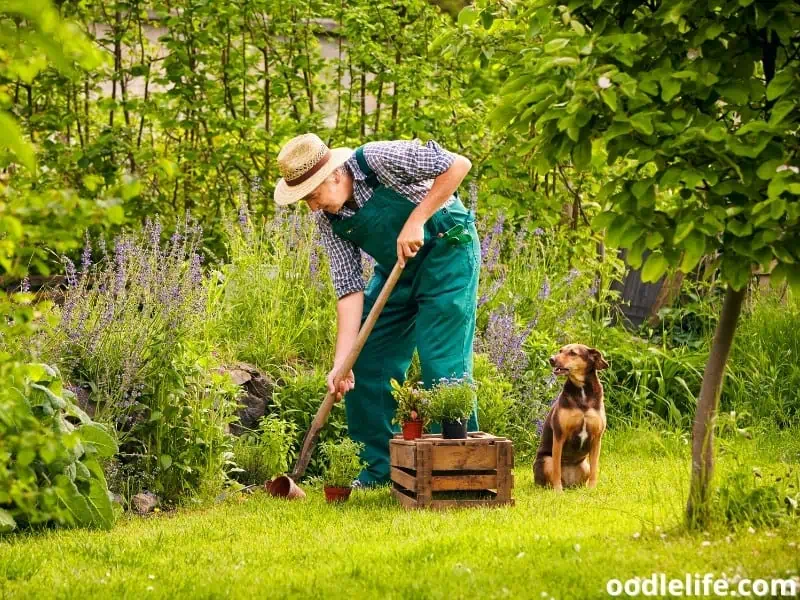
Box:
[578,421,588,447]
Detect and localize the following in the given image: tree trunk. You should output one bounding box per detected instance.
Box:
[686,285,747,528]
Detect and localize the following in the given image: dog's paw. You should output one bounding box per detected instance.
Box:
[587,479,598,489]
[553,484,564,493]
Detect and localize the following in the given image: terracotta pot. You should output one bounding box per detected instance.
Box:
[265,475,306,500]
[441,418,468,439]
[402,419,424,440]
[324,485,352,503]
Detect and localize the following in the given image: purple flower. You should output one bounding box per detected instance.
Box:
[538,277,551,300]
[564,268,580,285]
[478,303,535,381]
[21,276,30,293]
[468,180,478,213]
[81,233,92,274]
[480,212,505,272]
[533,227,544,237]
[478,273,506,308]
[64,258,78,288]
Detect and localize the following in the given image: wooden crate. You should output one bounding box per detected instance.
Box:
[389,432,514,509]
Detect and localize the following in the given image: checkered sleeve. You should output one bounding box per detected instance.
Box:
[315,212,364,299]
[362,139,456,187]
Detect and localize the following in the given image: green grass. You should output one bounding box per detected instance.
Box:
[2,430,798,599]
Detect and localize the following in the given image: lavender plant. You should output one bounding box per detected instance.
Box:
[54,217,238,503]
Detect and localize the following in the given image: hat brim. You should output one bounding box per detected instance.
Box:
[273,147,354,206]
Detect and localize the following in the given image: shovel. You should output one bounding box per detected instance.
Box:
[267,259,405,498]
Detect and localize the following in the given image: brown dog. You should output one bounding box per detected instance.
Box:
[533,344,608,492]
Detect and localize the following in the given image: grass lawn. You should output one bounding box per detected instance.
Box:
[2,429,799,599]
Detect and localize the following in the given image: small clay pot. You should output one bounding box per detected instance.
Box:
[266,475,306,500]
[324,485,352,503]
[441,418,468,439]
[402,419,424,440]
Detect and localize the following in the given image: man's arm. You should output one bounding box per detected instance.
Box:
[396,154,472,266]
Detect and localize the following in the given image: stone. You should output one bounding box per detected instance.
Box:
[132,491,159,514]
[219,362,278,435]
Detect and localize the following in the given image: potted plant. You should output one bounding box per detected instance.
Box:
[390,377,430,440]
[428,376,476,440]
[320,438,366,503]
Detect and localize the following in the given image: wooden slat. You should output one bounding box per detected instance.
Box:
[430,473,497,491]
[391,486,418,509]
[416,442,433,507]
[495,440,513,502]
[389,441,415,469]
[432,444,497,470]
[428,498,515,510]
[391,467,416,492]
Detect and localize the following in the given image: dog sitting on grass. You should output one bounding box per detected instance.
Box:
[533,344,609,492]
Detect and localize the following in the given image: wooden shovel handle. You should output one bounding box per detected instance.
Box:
[290,260,404,480]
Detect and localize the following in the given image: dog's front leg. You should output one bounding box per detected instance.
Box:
[587,437,601,489]
[551,436,564,493]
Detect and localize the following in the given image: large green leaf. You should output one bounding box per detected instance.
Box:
[0,508,17,533]
[85,479,115,530]
[0,112,36,171]
[79,424,117,458]
[641,252,669,282]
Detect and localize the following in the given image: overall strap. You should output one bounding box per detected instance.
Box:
[355,146,381,189]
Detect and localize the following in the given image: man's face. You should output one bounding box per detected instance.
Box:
[304,169,351,213]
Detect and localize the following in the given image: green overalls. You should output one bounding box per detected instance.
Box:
[326,146,480,486]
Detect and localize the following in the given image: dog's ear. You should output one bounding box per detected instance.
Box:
[589,348,609,370]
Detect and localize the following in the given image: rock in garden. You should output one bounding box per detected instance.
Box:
[220,362,278,435]
[132,491,159,514]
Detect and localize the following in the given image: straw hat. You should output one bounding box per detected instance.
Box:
[273,133,353,206]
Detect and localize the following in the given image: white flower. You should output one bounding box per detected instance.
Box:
[632,531,641,539]
[702,540,711,547]
[776,164,800,174]
[598,76,612,89]
[687,48,701,61]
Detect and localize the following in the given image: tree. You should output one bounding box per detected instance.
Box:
[481,0,800,526]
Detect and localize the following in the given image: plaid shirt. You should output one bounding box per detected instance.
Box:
[315,139,456,299]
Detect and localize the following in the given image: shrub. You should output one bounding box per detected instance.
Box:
[0,361,117,532]
[471,354,514,438]
[320,439,365,489]
[231,416,297,486]
[428,376,476,423]
[270,367,349,478]
[53,219,239,504]
[390,378,430,426]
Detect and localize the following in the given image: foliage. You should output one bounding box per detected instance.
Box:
[50,219,239,503]
[389,377,430,425]
[427,375,476,423]
[231,415,297,486]
[478,0,800,292]
[471,353,515,438]
[716,460,799,528]
[0,356,117,532]
[270,366,348,479]
[207,204,336,372]
[320,438,365,488]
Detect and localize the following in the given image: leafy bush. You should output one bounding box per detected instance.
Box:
[320,439,365,489]
[390,377,430,426]
[231,416,297,486]
[0,361,117,532]
[428,376,476,423]
[471,354,515,438]
[52,219,239,503]
[270,367,349,478]
[207,207,336,372]
[716,463,798,528]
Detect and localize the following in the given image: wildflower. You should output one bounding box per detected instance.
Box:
[564,268,580,285]
[20,276,30,293]
[538,277,551,300]
[533,227,544,237]
[468,180,478,213]
[81,233,92,274]
[597,76,612,89]
[64,257,78,288]
[776,165,800,174]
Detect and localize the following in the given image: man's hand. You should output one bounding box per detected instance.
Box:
[327,366,355,403]
[396,216,425,267]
